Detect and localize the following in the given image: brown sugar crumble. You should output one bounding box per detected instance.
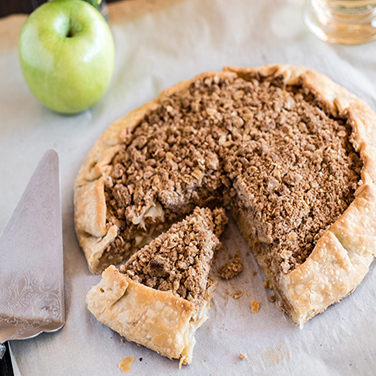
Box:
[216,253,244,279]
[119,356,134,373]
[100,72,361,300]
[269,295,276,302]
[239,353,247,360]
[251,300,260,313]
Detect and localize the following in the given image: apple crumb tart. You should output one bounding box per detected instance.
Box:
[76,64,376,363]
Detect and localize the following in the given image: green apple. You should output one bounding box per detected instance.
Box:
[19,0,115,114]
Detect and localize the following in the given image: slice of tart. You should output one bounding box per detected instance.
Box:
[86,207,227,365]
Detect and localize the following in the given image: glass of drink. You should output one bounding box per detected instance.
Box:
[304,0,376,44]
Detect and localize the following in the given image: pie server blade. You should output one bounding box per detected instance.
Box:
[0,150,65,356]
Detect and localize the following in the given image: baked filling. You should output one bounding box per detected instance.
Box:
[103,73,361,282]
[119,207,227,317]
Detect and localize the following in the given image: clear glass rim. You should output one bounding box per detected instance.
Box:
[305,0,376,44]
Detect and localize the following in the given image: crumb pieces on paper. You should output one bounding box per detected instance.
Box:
[263,280,272,289]
[119,356,134,373]
[120,338,125,343]
[251,300,260,313]
[269,295,276,302]
[216,253,243,279]
[226,288,244,299]
[239,353,247,360]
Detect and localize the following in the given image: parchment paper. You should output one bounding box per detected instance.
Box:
[0,0,376,375]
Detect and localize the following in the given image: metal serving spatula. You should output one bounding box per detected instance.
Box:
[0,150,65,364]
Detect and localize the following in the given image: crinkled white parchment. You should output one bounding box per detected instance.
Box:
[0,0,375,375]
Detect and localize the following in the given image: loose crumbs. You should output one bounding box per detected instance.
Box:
[119,357,134,373]
[251,300,260,313]
[216,253,244,279]
[263,280,272,289]
[234,290,243,299]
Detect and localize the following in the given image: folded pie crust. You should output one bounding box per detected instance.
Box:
[87,265,214,365]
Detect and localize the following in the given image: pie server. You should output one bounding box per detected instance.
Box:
[0,150,65,373]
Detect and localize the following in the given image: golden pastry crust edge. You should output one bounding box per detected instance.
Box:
[86,265,210,365]
[76,65,376,326]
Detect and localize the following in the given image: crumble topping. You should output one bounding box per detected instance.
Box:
[119,207,227,308]
[104,72,362,278]
[216,253,244,279]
